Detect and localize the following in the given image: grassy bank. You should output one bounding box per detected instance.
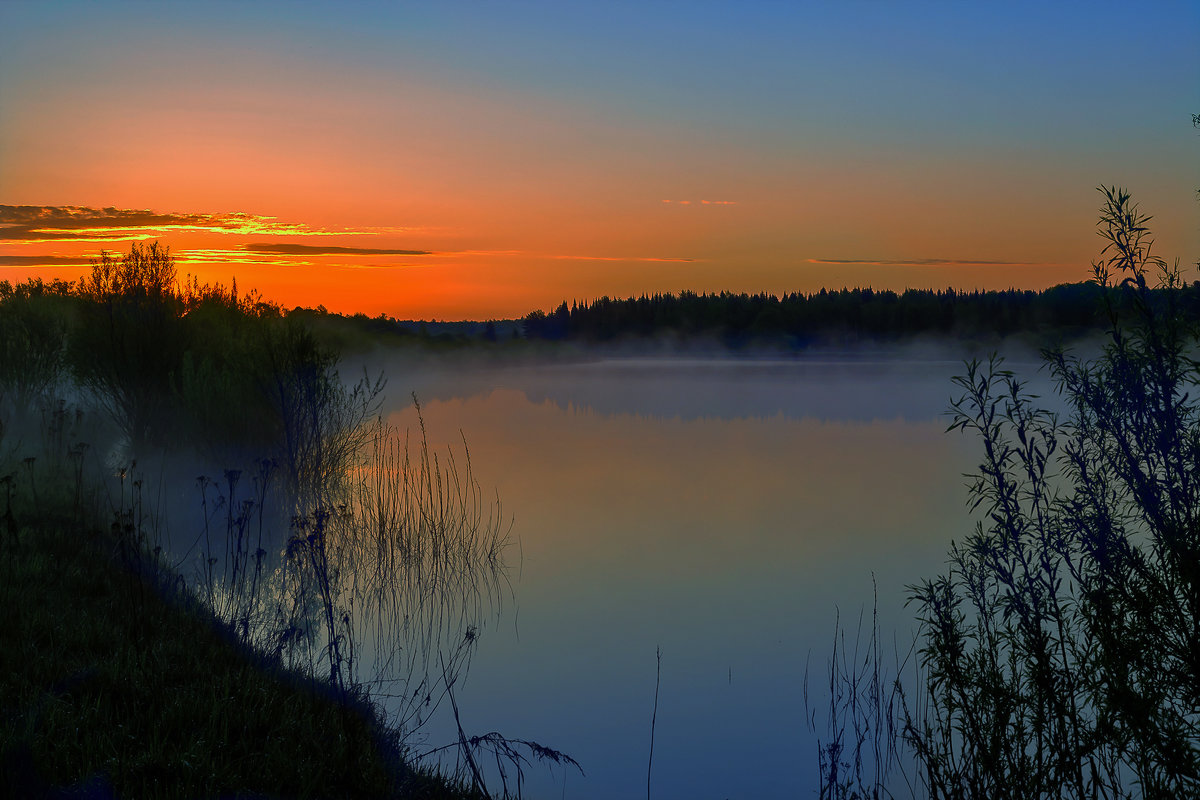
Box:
[0,244,543,798]
[0,509,479,799]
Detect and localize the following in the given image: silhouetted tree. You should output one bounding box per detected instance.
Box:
[519,284,1113,347]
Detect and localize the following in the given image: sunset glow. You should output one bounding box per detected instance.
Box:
[2,2,1197,319]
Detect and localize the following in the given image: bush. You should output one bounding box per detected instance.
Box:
[69,242,187,450]
[0,279,72,432]
[905,187,1200,799]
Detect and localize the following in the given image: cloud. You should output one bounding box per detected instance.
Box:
[808,257,1045,267]
[0,254,94,267]
[0,205,412,242]
[174,248,430,271]
[174,248,314,267]
[244,243,434,256]
[661,199,736,205]
[549,255,696,263]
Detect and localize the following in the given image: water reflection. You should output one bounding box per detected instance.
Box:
[381,357,992,798]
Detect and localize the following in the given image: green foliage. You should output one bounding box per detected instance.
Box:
[906,187,1200,799]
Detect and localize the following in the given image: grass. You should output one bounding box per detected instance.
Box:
[0,506,482,799]
[0,243,584,798]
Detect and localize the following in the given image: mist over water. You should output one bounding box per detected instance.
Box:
[0,337,1068,797]
[367,345,1061,798]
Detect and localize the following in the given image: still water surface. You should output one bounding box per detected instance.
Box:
[373,354,1045,799]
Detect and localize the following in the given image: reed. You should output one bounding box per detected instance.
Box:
[806,578,913,800]
[0,242,569,797]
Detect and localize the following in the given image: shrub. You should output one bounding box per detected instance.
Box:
[0,279,71,432]
[69,242,187,450]
[905,187,1200,799]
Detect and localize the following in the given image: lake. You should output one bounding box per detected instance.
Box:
[367,351,1052,799]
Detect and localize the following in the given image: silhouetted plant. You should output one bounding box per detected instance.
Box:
[268,407,511,730]
[0,281,69,427]
[806,580,911,800]
[0,246,535,797]
[420,665,583,800]
[904,187,1200,799]
[175,282,284,457]
[70,242,187,451]
[254,318,384,510]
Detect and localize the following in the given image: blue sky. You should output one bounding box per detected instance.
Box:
[2,1,1197,317]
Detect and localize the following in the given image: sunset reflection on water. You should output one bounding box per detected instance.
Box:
[380,358,987,798]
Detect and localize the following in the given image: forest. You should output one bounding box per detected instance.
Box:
[196,279,1200,355]
[519,282,1200,347]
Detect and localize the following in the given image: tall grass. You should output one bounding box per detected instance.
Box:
[185,404,511,738]
[0,451,468,797]
[806,580,912,800]
[0,242,559,796]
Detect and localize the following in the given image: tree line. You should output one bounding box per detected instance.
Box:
[519,282,1200,347]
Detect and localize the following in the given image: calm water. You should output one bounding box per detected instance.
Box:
[370,353,1045,799]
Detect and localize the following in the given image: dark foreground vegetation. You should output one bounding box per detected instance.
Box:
[0,498,465,798]
[814,187,1200,799]
[0,244,575,797]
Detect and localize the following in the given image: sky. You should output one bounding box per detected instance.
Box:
[2,1,1197,320]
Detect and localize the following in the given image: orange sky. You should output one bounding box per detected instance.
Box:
[2,3,1197,320]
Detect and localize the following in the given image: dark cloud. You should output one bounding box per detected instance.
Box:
[548,254,695,263]
[244,243,434,256]
[0,254,94,266]
[808,257,1044,267]
[0,204,378,241]
[0,205,251,240]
